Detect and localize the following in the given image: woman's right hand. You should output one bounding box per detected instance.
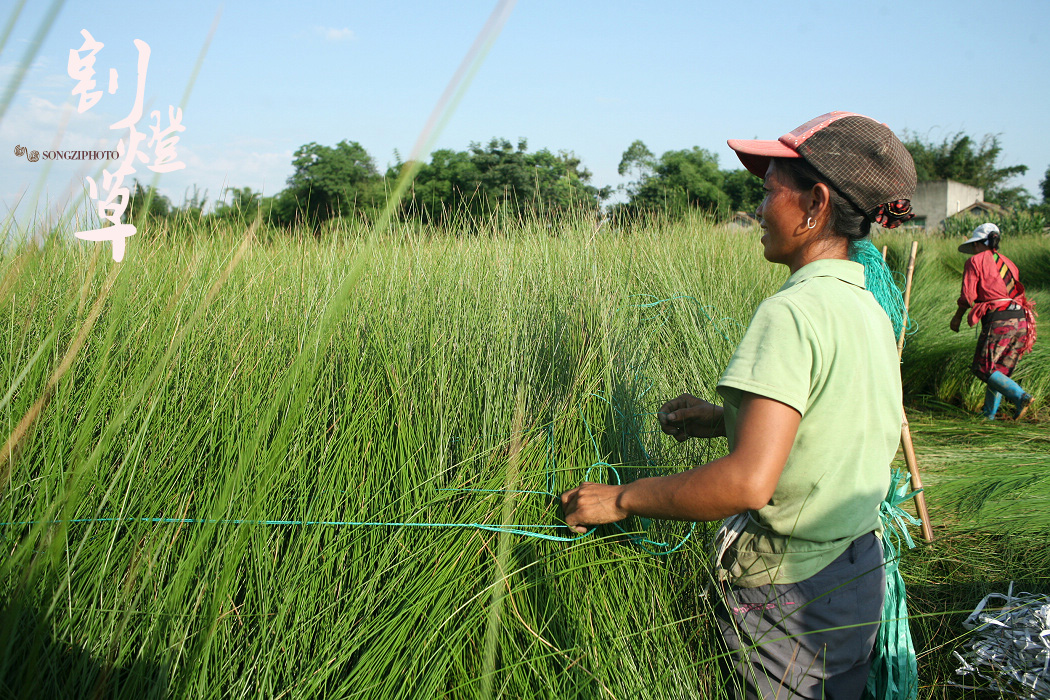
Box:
[658,393,726,441]
[950,306,966,333]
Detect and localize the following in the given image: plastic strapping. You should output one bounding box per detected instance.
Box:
[864,468,922,700]
[951,582,1050,699]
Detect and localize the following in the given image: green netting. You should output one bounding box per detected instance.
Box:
[850,238,910,341]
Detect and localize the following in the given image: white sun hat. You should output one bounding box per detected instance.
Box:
[958,222,1000,254]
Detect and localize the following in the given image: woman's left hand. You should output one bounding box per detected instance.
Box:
[560,482,627,534]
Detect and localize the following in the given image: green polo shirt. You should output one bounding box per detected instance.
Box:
[715,259,901,587]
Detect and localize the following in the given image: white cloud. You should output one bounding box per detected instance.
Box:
[140,142,295,209]
[314,26,355,42]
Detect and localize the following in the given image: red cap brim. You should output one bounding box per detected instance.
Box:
[727,138,800,178]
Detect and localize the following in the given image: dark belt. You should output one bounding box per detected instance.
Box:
[983,308,1026,325]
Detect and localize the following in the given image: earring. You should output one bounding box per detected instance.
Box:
[806,217,816,229]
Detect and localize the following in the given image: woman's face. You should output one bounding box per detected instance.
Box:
[755,161,811,268]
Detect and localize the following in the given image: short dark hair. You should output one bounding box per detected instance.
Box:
[773,157,871,243]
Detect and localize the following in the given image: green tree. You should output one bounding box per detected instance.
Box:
[903,131,1030,209]
[617,140,656,187]
[394,138,606,224]
[1041,165,1050,205]
[279,140,382,226]
[214,186,264,224]
[180,185,208,220]
[617,141,729,216]
[392,149,479,222]
[721,168,765,214]
[124,180,172,223]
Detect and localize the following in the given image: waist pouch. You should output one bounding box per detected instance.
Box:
[983,308,1026,325]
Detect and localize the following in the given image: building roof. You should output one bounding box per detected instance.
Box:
[954,200,1007,217]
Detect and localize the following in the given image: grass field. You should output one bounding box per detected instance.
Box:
[1,214,1047,698]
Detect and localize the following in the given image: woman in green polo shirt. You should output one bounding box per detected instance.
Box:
[560,112,916,698]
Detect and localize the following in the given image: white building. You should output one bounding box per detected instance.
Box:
[910,180,985,229]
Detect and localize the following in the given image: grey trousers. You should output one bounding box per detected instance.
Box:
[715,532,886,700]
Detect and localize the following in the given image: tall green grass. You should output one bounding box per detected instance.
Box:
[0,214,774,698]
[0,215,1044,698]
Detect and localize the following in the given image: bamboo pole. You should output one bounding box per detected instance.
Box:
[900,410,932,540]
[897,241,934,541]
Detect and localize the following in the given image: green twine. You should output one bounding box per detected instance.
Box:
[864,468,922,700]
[438,396,699,555]
[3,417,688,552]
[576,400,696,555]
[841,243,923,698]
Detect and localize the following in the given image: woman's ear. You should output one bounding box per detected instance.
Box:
[808,183,832,227]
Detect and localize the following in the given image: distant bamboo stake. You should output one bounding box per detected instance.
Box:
[897,240,934,542]
[881,245,888,261]
[897,241,918,356]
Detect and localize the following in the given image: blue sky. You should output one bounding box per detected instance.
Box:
[2,0,1049,223]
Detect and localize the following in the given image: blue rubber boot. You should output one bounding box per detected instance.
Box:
[981,388,1002,420]
[987,371,1035,419]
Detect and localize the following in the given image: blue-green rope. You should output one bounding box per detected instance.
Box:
[623,293,743,344]
[578,395,697,555]
[3,516,594,543]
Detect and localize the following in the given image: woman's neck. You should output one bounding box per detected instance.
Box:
[787,236,850,275]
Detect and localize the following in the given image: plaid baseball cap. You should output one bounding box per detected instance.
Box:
[728,111,917,217]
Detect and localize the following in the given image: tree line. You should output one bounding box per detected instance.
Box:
[125,131,1050,229]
